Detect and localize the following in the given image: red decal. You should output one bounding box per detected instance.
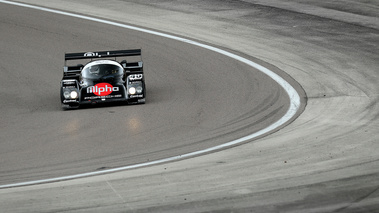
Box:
[87,83,119,96]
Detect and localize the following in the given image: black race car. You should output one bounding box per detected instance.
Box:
[60,49,146,109]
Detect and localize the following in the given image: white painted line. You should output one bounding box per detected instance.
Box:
[0,0,301,189]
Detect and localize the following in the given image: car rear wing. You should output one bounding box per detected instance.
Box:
[65,49,141,61]
[63,49,143,79]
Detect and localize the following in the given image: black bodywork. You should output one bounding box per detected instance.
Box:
[60,49,146,109]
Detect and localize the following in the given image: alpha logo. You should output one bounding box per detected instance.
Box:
[87,83,119,96]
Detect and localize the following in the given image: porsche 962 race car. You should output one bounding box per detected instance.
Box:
[60,49,146,109]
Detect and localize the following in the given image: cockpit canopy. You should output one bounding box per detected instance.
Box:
[81,60,124,80]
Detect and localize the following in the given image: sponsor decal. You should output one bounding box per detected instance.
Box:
[63,100,78,103]
[84,52,110,57]
[62,81,76,85]
[84,52,98,57]
[63,86,76,89]
[87,83,119,96]
[129,74,143,80]
[84,94,122,100]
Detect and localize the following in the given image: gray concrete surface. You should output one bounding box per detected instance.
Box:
[0,0,378,212]
[0,2,295,186]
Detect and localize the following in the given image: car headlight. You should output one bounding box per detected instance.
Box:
[63,89,78,99]
[70,91,78,99]
[136,86,143,94]
[64,91,71,99]
[129,87,136,95]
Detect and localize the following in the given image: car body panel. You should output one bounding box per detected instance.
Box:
[60,49,145,109]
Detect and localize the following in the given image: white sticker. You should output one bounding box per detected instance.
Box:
[129,74,143,80]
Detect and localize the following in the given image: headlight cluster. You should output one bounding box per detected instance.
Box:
[63,89,79,99]
[128,85,143,95]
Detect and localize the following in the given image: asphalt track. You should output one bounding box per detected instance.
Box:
[0,0,378,212]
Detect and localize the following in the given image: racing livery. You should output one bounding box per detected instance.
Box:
[60,49,145,109]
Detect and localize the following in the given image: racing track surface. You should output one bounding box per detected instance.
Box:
[0,2,296,186]
[1,0,379,212]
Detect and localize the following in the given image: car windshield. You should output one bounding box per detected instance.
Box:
[82,64,123,79]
